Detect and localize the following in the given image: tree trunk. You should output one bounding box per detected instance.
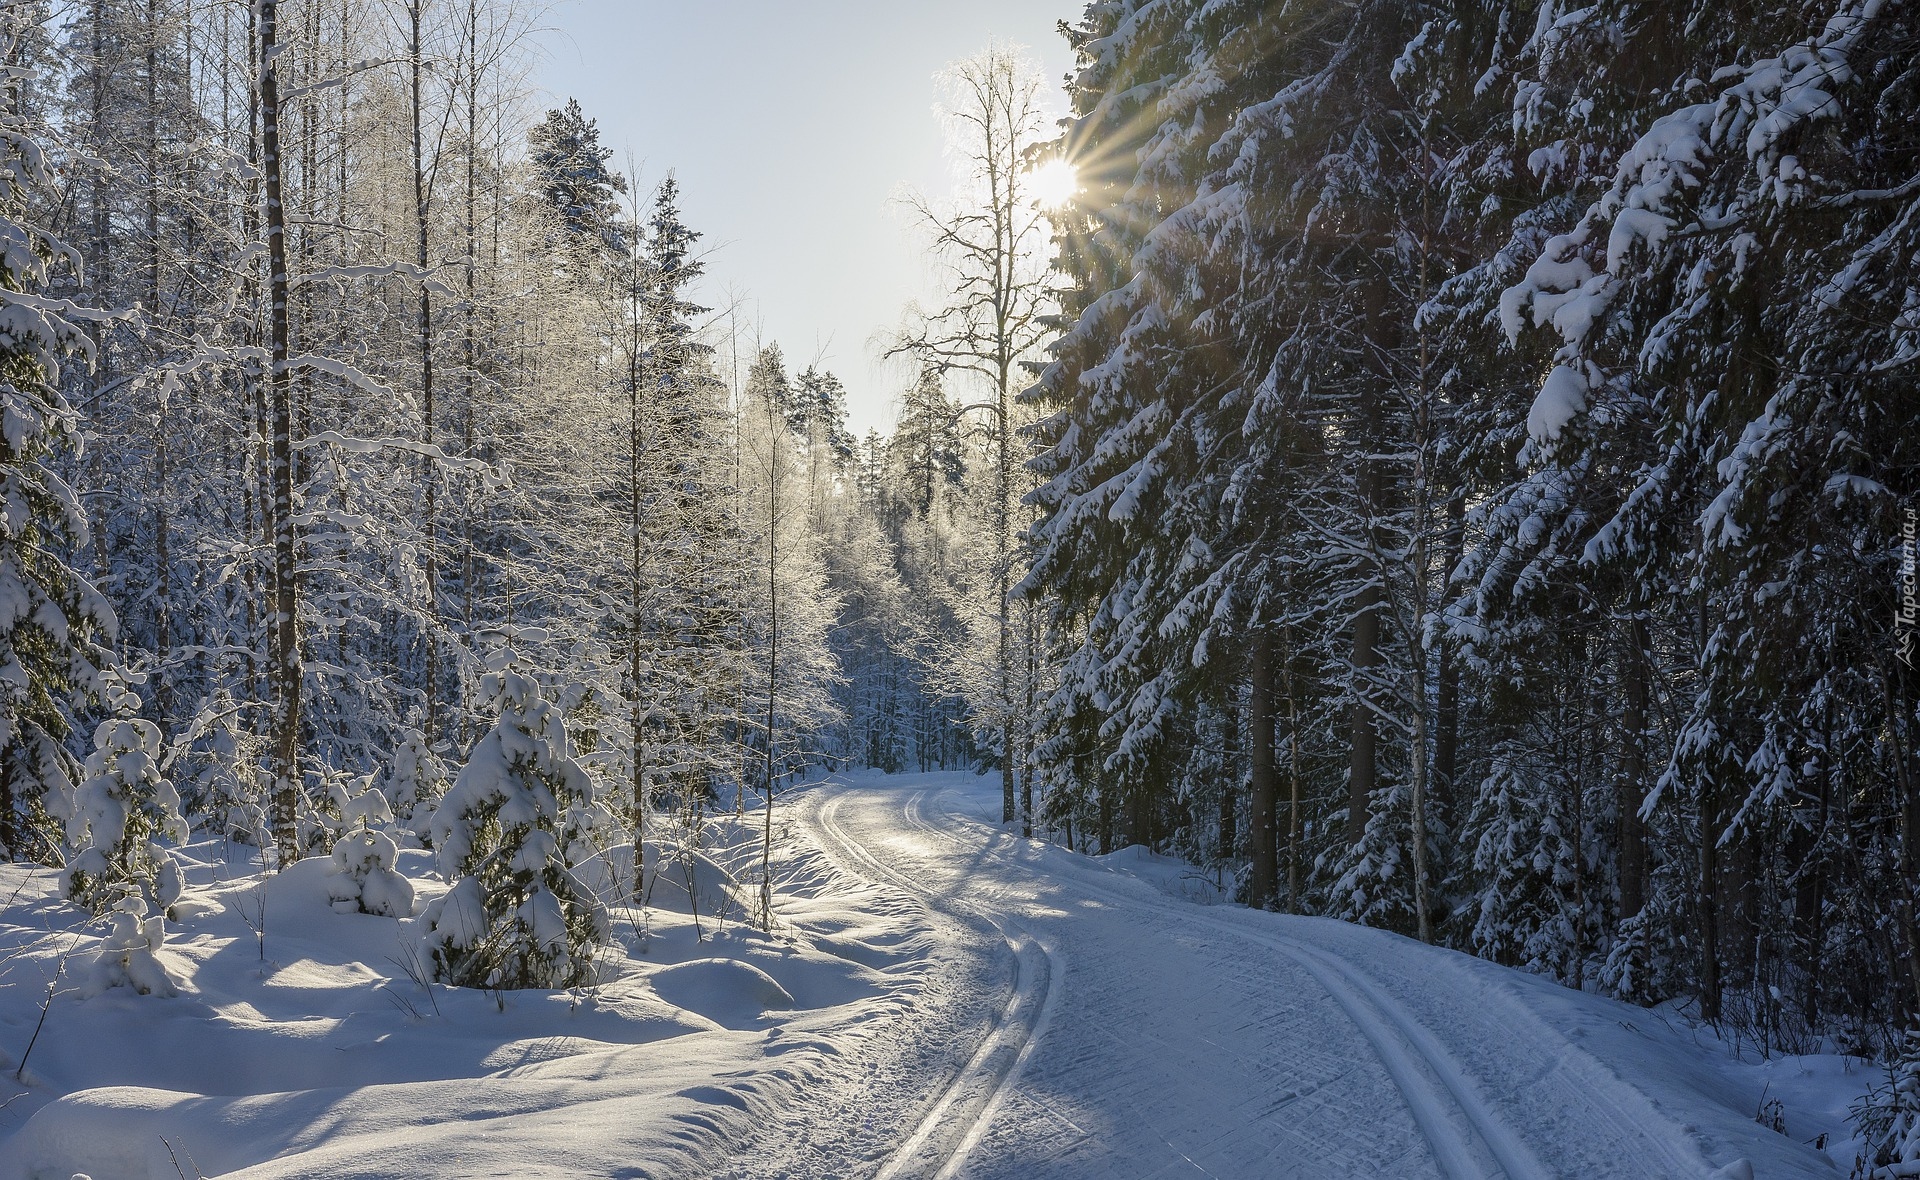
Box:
[410,0,439,743]
[1348,282,1389,845]
[1020,603,1035,838]
[761,373,781,927]
[628,256,647,897]
[147,0,170,726]
[1347,603,1379,844]
[1885,669,1920,1021]
[259,0,302,869]
[1618,619,1650,921]
[1247,630,1278,909]
[1698,774,1723,1022]
[1286,635,1303,909]
[1434,490,1464,820]
[997,350,1015,825]
[460,0,480,750]
[1218,700,1239,862]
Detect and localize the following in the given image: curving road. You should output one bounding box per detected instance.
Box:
[780,773,1829,1180]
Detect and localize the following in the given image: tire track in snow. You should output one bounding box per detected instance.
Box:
[896,789,1543,1180]
[911,787,1706,1180]
[802,793,1063,1180]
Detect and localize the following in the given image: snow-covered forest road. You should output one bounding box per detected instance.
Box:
[786,774,1840,1180]
[0,772,1855,1179]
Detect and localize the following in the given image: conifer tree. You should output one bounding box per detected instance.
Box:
[528,97,628,256]
[0,5,121,862]
[61,718,188,917]
[424,663,608,989]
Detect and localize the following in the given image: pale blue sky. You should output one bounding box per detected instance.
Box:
[534,2,1081,434]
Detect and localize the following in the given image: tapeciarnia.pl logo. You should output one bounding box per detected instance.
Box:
[1901,505,1918,668]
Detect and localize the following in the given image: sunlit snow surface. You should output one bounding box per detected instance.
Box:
[0,773,1860,1178]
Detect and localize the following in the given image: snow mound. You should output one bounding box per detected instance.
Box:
[649,958,796,1029]
[2,1085,238,1180]
[0,803,920,1179]
[642,845,746,919]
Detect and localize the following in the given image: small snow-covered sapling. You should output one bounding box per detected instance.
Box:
[79,893,181,997]
[325,781,414,917]
[421,663,609,989]
[60,718,188,919]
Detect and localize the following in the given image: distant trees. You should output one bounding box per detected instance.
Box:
[0,0,998,958]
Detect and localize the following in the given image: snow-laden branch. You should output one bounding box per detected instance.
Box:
[295,431,510,490]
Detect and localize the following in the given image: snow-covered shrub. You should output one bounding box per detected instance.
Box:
[326,781,413,917]
[78,894,179,997]
[187,692,270,846]
[385,722,447,844]
[422,667,608,989]
[327,827,413,917]
[341,776,393,829]
[60,719,188,918]
[1855,1029,1920,1178]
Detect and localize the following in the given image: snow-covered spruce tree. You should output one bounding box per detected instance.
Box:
[1022,0,1233,862]
[385,720,448,843]
[1482,0,1920,1024]
[61,718,188,917]
[1858,1028,1920,1179]
[80,892,179,997]
[423,664,608,989]
[528,96,628,259]
[590,175,746,883]
[327,780,414,918]
[0,6,121,864]
[182,691,270,848]
[1458,739,1602,982]
[1426,0,1691,990]
[1029,0,1467,923]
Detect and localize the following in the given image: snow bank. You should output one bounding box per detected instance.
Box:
[0,800,916,1180]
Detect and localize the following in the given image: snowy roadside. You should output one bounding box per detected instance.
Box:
[0,793,967,1180]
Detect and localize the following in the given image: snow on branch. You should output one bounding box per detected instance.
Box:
[295,430,510,489]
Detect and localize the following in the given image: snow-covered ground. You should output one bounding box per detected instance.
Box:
[0,771,1872,1178]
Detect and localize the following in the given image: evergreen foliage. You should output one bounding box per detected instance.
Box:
[528,97,629,253]
[1022,0,1920,1046]
[424,665,608,990]
[60,718,187,918]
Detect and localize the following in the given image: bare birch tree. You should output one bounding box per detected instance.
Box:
[894,42,1056,826]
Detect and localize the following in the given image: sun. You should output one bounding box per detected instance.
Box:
[1027,159,1080,209]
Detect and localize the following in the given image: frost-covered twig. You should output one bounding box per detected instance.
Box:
[13,932,81,1083]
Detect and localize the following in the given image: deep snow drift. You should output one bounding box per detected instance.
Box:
[0,804,940,1180]
[0,772,1874,1178]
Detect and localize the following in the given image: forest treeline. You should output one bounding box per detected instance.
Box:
[0,0,1019,984]
[1019,0,1920,1053]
